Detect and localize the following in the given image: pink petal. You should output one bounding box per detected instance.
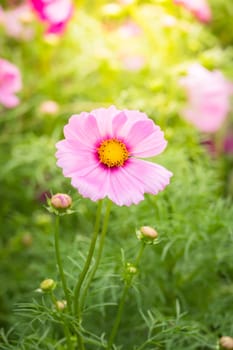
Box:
[108,158,172,206]
[0,93,19,108]
[44,0,72,23]
[71,166,111,202]
[91,105,120,137]
[64,113,101,148]
[55,139,97,177]
[112,112,127,137]
[107,167,145,206]
[123,158,173,196]
[125,119,167,157]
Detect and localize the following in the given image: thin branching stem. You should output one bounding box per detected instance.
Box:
[73,200,103,350]
[54,216,72,311]
[49,291,73,350]
[73,200,103,317]
[107,243,146,350]
[80,200,112,309]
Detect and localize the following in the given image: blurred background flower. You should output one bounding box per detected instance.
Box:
[0,58,22,108]
[0,3,34,40]
[28,0,74,35]
[180,64,233,133]
[173,0,212,23]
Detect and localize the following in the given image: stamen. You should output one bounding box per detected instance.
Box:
[97,138,129,167]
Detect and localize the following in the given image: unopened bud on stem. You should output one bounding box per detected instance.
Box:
[40,279,56,292]
[219,336,233,349]
[136,226,158,244]
[56,300,67,311]
[51,193,72,209]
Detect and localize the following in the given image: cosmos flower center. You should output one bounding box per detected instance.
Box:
[97,138,129,167]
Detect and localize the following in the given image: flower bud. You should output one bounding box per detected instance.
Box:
[51,193,72,210]
[21,233,33,247]
[56,300,67,311]
[124,262,138,284]
[219,336,233,349]
[39,100,59,115]
[126,262,137,275]
[140,226,158,238]
[40,279,56,292]
[136,226,158,244]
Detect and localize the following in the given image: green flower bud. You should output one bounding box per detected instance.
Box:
[126,262,137,275]
[40,279,56,292]
[21,233,33,247]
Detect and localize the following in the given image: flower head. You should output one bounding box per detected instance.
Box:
[174,0,212,23]
[56,106,172,206]
[0,58,22,108]
[0,4,34,40]
[180,64,233,133]
[29,0,73,35]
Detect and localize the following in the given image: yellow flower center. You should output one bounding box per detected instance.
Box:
[97,138,129,167]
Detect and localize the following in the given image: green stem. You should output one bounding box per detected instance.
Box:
[49,292,73,350]
[63,323,73,350]
[80,200,112,309]
[135,243,146,267]
[73,200,103,317]
[54,216,72,311]
[107,243,146,350]
[106,284,129,350]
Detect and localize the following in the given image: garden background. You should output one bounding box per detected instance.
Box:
[0,0,233,349]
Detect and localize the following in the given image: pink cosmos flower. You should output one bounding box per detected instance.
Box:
[28,0,73,35]
[0,58,22,108]
[0,4,34,40]
[56,106,172,206]
[180,64,233,133]
[174,0,212,23]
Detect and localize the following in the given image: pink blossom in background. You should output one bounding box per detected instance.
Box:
[117,20,142,39]
[0,4,34,40]
[118,0,135,5]
[56,106,172,206]
[180,64,233,133]
[0,58,22,108]
[28,0,73,35]
[120,54,145,71]
[174,0,212,23]
[39,100,59,115]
